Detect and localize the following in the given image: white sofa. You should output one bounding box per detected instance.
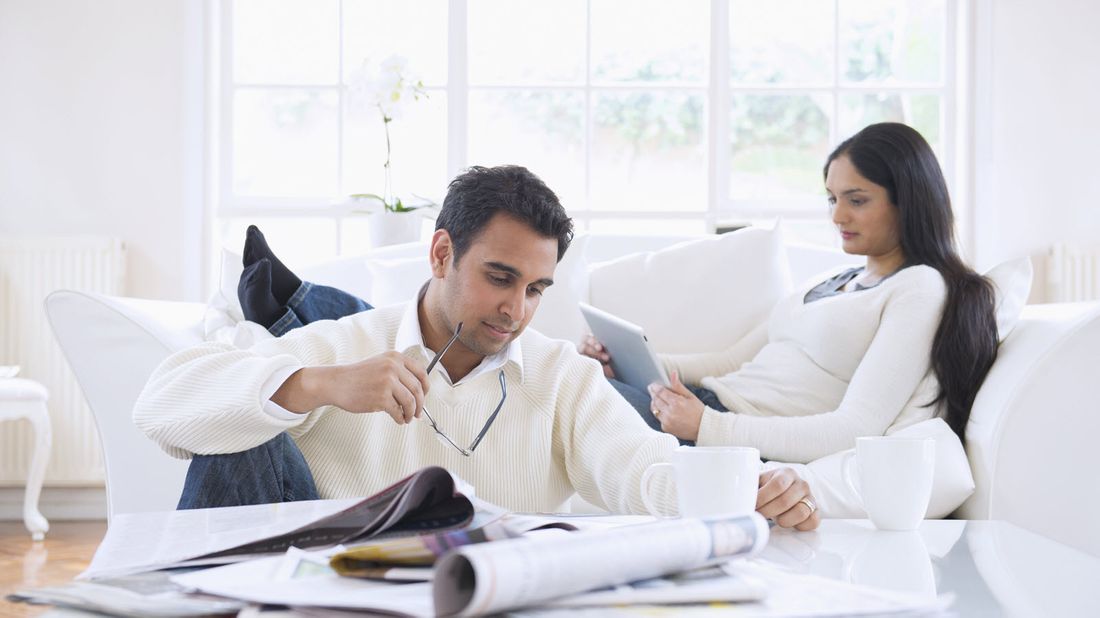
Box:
[44,230,1100,558]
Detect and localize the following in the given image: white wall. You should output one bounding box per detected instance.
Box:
[0,0,205,301]
[973,0,1100,298]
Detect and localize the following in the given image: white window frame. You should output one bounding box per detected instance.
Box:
[210,0,961,251]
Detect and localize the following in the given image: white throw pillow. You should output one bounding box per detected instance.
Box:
[586,226,791,354]
[984,257,1032,342]
[367,255,431,307]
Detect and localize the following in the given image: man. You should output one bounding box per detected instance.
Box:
[135,165,819,530]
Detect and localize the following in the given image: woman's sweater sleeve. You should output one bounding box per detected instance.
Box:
[660,320,769,385]
[696,270,947,462]
[133,319,363,458]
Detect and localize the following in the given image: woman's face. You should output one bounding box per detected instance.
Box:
[825,155,902,258]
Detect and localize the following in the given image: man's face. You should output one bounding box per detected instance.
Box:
[435,213,559,357]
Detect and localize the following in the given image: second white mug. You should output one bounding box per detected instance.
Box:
[640,446,760,518]
[841,437,935,531]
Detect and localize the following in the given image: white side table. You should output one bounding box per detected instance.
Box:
[0,377,52,540]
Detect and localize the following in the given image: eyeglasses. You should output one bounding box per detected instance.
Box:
[420,322,508,457]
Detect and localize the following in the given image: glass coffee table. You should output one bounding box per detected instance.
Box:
[761,519,1100,616]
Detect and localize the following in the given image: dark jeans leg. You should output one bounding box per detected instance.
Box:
[178,433,320,509]
[609,378,728,447]
[191,278,374,510]
[268,281,374,336]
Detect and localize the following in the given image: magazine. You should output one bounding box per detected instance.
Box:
[433,513,771,616]
[81,466,473,580]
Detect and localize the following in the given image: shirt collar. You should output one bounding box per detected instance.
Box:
[394,287,524,386]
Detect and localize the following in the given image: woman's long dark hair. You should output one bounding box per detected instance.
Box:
[825,122,998,441]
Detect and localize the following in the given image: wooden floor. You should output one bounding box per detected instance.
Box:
[0,520,106,617]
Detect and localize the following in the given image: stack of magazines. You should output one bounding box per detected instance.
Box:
[9,466,946,617]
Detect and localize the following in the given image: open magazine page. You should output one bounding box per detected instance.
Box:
[433,512,770,616]
[81,466,472,580]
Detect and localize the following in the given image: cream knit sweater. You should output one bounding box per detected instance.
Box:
[663,265,947,463]
[134,303,679,514]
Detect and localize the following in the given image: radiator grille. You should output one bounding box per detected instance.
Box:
[0,237,125,485]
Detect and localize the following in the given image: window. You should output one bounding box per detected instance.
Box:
[213,0,954,269]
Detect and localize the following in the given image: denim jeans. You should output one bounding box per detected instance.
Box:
[178,282,372,509]
[610,378,728,447]
[268,281,373,337]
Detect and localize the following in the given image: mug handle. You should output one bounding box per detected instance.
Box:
[839,450,865,511]
[640,462,675,518]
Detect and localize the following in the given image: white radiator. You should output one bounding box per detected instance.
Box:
[0,237,126,485]
[1047,244,1100,303]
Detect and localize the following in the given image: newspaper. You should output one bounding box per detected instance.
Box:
[82,466,472,580]
[433,512,770,616]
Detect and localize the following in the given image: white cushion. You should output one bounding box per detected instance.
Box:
[984,257,1033,342]
[586,226,791,354]
[367,255,430,307]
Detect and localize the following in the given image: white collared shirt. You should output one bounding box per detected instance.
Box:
[262,299,522,419]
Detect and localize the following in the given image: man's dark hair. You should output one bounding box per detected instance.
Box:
[435,165,574,263]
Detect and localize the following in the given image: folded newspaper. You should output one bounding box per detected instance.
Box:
[82,466,473,579]
[434,513,770,616]
[171,513,771,616]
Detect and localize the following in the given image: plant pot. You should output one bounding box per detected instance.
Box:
[368,211,423,249]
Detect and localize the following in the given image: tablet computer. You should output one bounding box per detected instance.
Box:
[579,302,670,391]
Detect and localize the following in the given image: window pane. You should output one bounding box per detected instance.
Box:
[730,94,832,199]
[233,89,339,197]
[234,0,339,84]
[342,0,447,86]
[468,90,585,210]
[838,93,941,152]
[586,219,707,235]
[839,0,945,83]
[591,91,706,211]
[219,217,338,267]
[730,0,834,85]
[591,0,708,83]
[469,0,585,84]
[343,90,448,202]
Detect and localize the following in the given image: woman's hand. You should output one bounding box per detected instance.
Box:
[579,334,616,379]
[648,371,704,441]
[756,467,821,531]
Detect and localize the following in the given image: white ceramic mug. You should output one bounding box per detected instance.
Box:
[640,446,760,518]
[841,437,935,531]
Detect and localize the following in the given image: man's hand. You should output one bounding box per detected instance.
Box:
[579,334,615,379]
[756,467,821,531]
[648,371,704,441]
[272,352,430,425]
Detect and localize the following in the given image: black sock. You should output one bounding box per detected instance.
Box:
[238,259,285,329]
[243,225,302,304]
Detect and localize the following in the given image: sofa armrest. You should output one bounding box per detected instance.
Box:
[45,291,206,519]
[960,302,1100,557]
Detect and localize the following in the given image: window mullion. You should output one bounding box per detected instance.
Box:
[447,0,468,181]
[583,0,593,231]
[709,0,730,233]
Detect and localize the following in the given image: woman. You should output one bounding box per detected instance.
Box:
[584,122,998,463]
